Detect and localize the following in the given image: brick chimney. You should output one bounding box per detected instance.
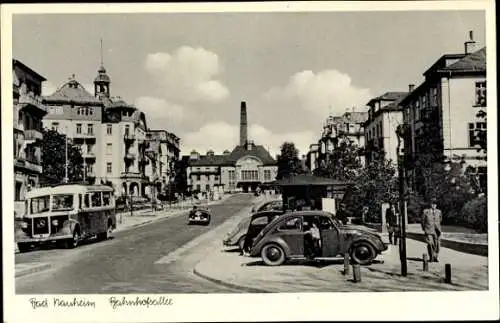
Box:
[464,30,476,54]
[409,84,415,92]
[240,101,248,146]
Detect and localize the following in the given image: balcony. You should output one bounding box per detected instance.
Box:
[124,133,135,142]
[14,158,42,173]
[74,132,96,140]
[120,171,142,179]
[82,151,96,159]
[124,152,136,160]
[24,129,43,141]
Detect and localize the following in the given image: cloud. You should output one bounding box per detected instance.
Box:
[181,122,314,157]
[145,46,229,103]
[135,96,189,130]
[41,81,57,96]
[264,69,372,117]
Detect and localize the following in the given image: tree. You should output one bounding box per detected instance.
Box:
[40,129,83,186]
[276,142,304,180]
[172,158,188,195]
[314,139,363,181]
[344,154,399,223]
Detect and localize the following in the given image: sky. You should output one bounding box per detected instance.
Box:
[12,10,486,157]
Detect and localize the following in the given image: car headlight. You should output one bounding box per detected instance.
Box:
[21,222,28,229]
[52,219,59,226]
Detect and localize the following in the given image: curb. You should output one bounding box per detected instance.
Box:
[406,232,488,257]
[193,266,271,293]
[191,201,272,293]
[15,263,52,278]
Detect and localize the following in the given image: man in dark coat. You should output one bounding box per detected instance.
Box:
[421,198,442,262]
[385,204,399,245]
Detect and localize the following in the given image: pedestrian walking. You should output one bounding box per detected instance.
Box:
[421,198,442,262]
[385,204,399,245]
[304,221,321,258]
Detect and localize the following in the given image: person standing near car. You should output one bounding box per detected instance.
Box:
[421,198,442,262]
[385,204,399,245]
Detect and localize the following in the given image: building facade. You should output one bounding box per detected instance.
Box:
[364,92,407,166]
[186,102,278,194]
[13,59,48,216]
[400,34,487,192]
[315,110,367,170]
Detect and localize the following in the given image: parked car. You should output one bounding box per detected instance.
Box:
[187,206,211,225]
[251,200,283,213]
[223,210,283,251]
[250,210,388,266]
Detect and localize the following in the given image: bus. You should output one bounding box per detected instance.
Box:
[15,184,117,252]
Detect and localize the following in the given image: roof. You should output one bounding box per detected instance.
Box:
[225,144,277,165]
[366,92,408,106]
[13,59,46,81]
[94,65,111,83]
[43,79,102,105]
[26,184,113,198]
[189,154,227,166]
[437,47,486,73]
[274,174,352,187]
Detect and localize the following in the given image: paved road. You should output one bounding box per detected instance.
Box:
[16,194,254,294]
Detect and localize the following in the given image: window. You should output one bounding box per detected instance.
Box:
[469,122,487,147]
[102,192,111,206]
[196,184,201,191]
[278,217,301,231]
[251,217,269,226]
[91,192,102,207]
[30,195,50,214]
[475,81,486,106]
[87,124,94,135]
[51,122,59,131]
[106,162,112,174]
[318,216,335,230]
[84,194,90,208]
[415,100,421,121]
[87,144,94,154]
[196,174,201,181]
[264,169,271,181]
[15,182,22,201]
[76,123,82,134]
[107,124,112,135]
[228,170,235,180]
[241,170,259,181]
[106,143,112,155]
[430,87,438,106]
[124,125,130,137]
[214,175,219,181]
[52,194,74,211]
[205,184,210,192]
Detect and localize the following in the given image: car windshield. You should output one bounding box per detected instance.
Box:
[30,195,50,214]
[51,194,75,211]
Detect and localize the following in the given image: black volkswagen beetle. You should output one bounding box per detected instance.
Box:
[188,206,211,225]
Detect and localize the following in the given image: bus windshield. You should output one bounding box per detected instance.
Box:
[52,194,75,211]
[30,195,50,214]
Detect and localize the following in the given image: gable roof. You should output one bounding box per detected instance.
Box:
[43,79,102,105]
[189,154,228,166]
[366,92,408,106]
[225,144,276,165]
[437,47,486,73]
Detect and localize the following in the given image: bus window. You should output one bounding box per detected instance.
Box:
[78,194,82,209]
[84,194,90,208]
[91,192,102,207]
[52,194,74,211]
[103,192,111,206]
[31,195,50,214]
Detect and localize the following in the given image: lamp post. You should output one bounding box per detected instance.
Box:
[63,132,69,184]
[396,124,408,277]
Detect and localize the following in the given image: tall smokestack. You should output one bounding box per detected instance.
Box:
[240,101,248,146]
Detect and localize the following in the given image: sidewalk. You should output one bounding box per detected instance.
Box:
[194,230,488,292]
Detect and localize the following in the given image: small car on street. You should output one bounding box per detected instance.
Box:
[250,210,388,266]
[251,199,283,213]
[223,210,283,251]
[188,206,211,225]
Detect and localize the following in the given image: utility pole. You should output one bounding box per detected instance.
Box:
[64,132,69,184]
[396,124,408,277]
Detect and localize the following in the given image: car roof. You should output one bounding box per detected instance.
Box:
[251,210,283,219]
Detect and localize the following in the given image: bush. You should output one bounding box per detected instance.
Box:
[406,192,425,224]
[459,195,487,233]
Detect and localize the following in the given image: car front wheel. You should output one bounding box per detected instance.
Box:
[350,241,376,265]
[237,235,246,251]
[261,243,285,266]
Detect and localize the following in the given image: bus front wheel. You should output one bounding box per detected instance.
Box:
[66,228,80,249]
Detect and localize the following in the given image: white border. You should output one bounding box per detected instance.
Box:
[2,1,498,322]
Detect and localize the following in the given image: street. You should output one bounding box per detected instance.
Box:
[16,194,254,294]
